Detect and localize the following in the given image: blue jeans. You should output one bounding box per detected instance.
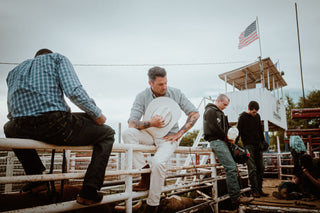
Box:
[210,139,240,200]
[4,112,115,190]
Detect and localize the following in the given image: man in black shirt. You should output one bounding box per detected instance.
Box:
[236,101,268,198]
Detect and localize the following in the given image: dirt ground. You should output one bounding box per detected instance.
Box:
[248,178,320,211]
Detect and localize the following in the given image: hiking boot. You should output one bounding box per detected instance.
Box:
[133,165,150,191]
[142,204,158,213]
[21,181,48,194]
[76,186,104,205]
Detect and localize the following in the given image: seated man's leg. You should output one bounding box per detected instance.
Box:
[4,120,48,193]
[210,139,240,201]
[65,113,115,204]
[4,120,46,175]
[146,139,179,206]
[122,128,154,169]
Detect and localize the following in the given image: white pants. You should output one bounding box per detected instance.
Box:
[122,128,178,206]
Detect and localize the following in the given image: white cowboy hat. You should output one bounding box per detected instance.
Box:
[227,126,239,140]
[143,97,181,138]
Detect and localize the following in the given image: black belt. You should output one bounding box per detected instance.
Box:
[13,111,68,125]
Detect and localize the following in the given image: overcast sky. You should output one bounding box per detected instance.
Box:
[0,0,319,139]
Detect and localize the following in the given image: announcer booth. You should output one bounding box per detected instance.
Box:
[219,57,288,147]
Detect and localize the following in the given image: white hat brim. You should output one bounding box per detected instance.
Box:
[143,97,181,138]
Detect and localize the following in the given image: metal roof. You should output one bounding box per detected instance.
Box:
[219,57,287,91]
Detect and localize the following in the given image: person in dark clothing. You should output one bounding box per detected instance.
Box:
[4,49,115,205]
[300,154,320,198]
[274,154,320,200]
[236,101,268,198]
[289,134,306,176]
[203,94,254,208]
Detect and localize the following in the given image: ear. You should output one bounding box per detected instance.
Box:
[148,80,152,87]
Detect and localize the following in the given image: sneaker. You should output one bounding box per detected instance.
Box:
[76,187,104,205]
[232,195,254,209]
[259,191,269,197]
[21,181,48,194]
[239,195,254,204]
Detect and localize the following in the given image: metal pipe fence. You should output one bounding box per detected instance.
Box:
[0,138,247,213]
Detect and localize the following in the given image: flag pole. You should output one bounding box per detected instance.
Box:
[295,2,306,107]
[256,16,264,88]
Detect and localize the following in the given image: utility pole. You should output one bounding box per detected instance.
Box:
[295,2,306,107]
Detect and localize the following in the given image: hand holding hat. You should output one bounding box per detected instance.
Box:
[227,126,239,144]
[144,97,181,138]
[150,114,166,128]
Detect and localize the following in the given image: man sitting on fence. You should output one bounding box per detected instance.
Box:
[122,66,199,213]
[3,49,115,205]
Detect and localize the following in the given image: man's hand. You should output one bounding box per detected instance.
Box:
[228,139,235,144]
[303,168,309,175]
[150,115,165,128]
[94,114,106,125]
[163,132,183,144]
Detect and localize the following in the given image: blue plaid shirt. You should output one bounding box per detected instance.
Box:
[6,53,101,120]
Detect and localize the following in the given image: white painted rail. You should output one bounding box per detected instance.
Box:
[0,137,230,213]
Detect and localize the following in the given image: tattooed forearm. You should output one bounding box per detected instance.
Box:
[129,120,151,130]
[179,112,200,133]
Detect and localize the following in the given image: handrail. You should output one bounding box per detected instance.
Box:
[0,137,219,213]
[0,138,212,153]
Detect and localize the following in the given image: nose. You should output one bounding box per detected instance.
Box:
[162,84,167,90]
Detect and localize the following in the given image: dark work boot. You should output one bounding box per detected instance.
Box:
[76,186,104,205]
[142,204,158,213]
[133,164,150,191]
[21,181,48,194]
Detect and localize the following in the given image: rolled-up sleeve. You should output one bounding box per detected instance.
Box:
[177,90,198,115]
[128,93,145,122]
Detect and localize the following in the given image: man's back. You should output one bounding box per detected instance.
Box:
[7,53,70,118]
[237,112,263,145]
[7,53,100,120]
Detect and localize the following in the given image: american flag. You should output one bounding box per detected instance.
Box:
[238,21,259,49]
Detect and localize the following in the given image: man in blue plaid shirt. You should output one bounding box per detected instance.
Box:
[4,48,115,205]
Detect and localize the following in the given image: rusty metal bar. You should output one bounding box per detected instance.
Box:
[291,108,320,119]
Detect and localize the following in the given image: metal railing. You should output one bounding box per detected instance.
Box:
[0,138,248,213]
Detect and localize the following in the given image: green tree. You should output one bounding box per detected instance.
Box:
[296,90,320,128]
[179,129,204,147]
[285,89,320,129]
[285,94,299,129]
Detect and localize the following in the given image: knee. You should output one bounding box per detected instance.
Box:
[151,160,166,174]
[224,162,237,173]
[122,128,139,144]
[101,125,115,142]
